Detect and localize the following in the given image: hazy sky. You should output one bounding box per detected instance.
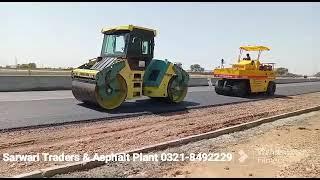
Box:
[0,2,319,75]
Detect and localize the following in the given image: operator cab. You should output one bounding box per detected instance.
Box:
[236,45,274,71]
[101,25,156,70]
[90,25,156,71]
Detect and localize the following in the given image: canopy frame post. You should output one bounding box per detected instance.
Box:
[257,50,261,61]
[238,49,243,63]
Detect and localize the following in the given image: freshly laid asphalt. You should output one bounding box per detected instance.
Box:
[1,81,320,131]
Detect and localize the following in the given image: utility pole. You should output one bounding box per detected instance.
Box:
[221,58,225,68]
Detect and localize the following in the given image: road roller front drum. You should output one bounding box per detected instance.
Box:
[72,74,128,110]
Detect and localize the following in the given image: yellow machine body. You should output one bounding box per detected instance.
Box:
[143,63,176,97]
[73,61,143,99]
[71,25,189,110]
[213,46,276,96]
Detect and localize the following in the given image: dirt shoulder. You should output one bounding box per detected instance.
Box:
[1,92,320,177]
[56,110,320,178]
[172,110,320,178]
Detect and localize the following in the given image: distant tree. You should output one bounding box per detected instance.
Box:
[315,72,320,77]
[286,72,302,77]
[28,63,36,69]
[17,63,37,69]
[275,67,289,76]
[18,64,28,69]
[190,64,204,72]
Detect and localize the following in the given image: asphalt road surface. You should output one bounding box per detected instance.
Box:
[1,82,320,131]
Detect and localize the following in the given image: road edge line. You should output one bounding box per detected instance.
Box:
[11,105,320,178]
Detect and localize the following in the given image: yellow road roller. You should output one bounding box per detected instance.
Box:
[71,25,189,110]
[213,45,276,97]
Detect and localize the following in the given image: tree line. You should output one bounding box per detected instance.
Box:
[0,62,319,77]
[188,64,320,77]
[1,63,73,70]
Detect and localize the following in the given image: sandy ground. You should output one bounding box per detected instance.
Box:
[56,110,320,178]
[0,92,320,177]
[172,111,320,178]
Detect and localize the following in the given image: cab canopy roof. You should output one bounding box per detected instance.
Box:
[240,46,270,51]
[101,25,157,36]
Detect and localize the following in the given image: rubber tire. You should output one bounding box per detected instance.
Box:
[215,80,225,95]
[232,81,249,97]
[266,81,276,96]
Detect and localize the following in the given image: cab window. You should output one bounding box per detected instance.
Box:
[142,41,149,55]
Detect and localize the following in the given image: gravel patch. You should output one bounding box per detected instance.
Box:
[1,92,320,177]
[54,111,320,178]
